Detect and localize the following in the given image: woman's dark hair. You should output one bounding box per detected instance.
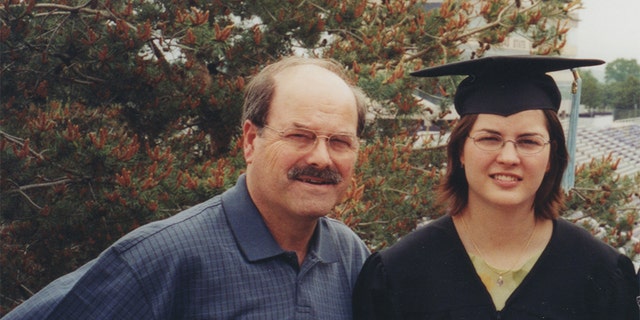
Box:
[436,109,567,219]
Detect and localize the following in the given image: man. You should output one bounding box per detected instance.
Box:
[4,56,370,319]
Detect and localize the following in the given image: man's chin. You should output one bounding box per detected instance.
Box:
[291,198,338,217]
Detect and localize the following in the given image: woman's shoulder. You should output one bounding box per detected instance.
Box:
[378,215,459,262]
[550,218,638,309]
[553,218,619,254]
[551,218,632,268]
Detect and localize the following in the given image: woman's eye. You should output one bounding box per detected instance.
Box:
[518,138,543,146]
[479,135,501,142]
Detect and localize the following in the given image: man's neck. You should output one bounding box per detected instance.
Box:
[261,213,318,265]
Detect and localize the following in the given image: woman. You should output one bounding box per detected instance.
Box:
[352,56,639,319]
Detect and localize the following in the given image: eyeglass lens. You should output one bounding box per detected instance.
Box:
[470,133,548,154]
[263,126,358,153]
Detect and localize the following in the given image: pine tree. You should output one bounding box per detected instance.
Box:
[3,0,636,314]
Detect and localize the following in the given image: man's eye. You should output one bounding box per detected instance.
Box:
[286,130,315,141]
[330,136,353,148]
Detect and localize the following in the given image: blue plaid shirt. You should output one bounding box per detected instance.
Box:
[4,175,370,319]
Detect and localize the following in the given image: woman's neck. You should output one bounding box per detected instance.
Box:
[454,206,552,270]
[463,202,536,239]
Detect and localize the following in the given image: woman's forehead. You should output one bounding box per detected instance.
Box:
[471,111,548,134]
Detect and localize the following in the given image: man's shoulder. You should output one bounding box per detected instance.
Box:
[112,196,226,254]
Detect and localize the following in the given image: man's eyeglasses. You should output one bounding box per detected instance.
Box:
[261,125,359,154]
[468,132,550,155]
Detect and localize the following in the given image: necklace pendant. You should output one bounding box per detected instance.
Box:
[497,275,504,286]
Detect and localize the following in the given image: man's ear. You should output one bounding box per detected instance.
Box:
[242,120,258,164]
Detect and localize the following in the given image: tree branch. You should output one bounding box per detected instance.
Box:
[8,178,73,194]
[406,0,555,62]
[0,130,91,179]
[11,185,43,210]
[29,2,137,32]
[0,130,46,161]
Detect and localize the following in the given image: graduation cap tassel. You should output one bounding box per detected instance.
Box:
[562,69,581,193]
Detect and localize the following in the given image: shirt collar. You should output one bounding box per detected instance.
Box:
[312,218,340,263]
[221,174,339,263]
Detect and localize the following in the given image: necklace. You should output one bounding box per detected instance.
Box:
[460,215,536,287]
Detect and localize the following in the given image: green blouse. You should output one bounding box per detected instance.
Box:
[470,251,544,310]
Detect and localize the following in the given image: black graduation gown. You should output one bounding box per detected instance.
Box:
[353,215,639,320]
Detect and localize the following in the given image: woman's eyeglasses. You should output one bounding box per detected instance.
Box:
[468,132,550,155]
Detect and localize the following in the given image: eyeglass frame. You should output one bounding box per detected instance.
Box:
[467,132,551,155]
[259,125,360,154]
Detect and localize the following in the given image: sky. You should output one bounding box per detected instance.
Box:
[571,0,640,77]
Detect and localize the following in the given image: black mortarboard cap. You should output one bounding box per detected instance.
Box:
[410,55,604,116]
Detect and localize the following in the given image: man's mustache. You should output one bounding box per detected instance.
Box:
[288,166,343,184]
